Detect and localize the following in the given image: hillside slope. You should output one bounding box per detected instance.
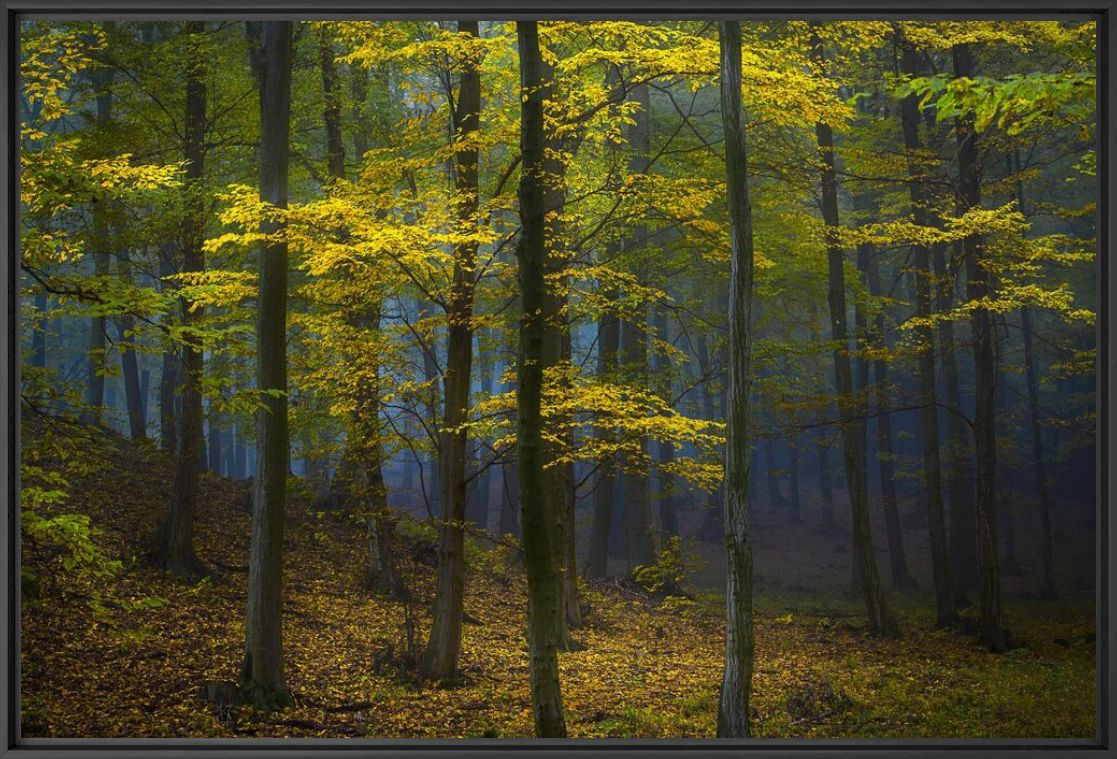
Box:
[20,414,1095,738]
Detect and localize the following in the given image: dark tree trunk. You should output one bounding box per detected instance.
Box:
[813,34,897,639]
[764,439,785,512]
[317,25,345,180]
[1021,307,1055,597]
[32,291,47,370]
[716,20,756,739]
[952,42,1008,653]
[161,22,208,582]
[695,329,725,541]
[620,82,655,573]
[1010,150,1055,597]
[935,241,979,603]
[422,20,482,682]
[585,298,620,578]
[865,249,914,589]
[788,434,801,524]
[159,247,179,454]
[117,253,146,439]
[652,307,680,538]
[815,432,836,530]
[898,36,954,622]
[516,21,567,738]
[83,64,113,426]
[234,423,247,480]
[242,20,294,706]
[209,416,223,476]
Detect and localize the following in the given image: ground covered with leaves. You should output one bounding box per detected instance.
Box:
[21,419,1096,739]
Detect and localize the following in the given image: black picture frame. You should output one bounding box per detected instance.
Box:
[1,2,1113,756]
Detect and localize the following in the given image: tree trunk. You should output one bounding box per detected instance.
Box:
[242,19,293,706]
[716,21,756,739]
[788,434,801,524]
[317,25,345,180]
[83,64,113,426]
[952,42,1008,653]
[621,81,655,572]
[695,329,725,541]
[422,20,482,681]
[865,249,914,590]
[159,247,179,454]
[935,241,979,604]
[898,36,954,622]
[161,22,208,582]
[815,432,836,530]
[117,252,146,439]
[1010,148,1055,597]
[515,21,567,738]
[1021,307,1055,597]
[813,33,897,639]
[585,294,621,578]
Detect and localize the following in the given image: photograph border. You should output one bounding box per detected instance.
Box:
[1,1,1113,756]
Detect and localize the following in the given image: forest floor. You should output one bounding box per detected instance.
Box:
[21,416,1096,739]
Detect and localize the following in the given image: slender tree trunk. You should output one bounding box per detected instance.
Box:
[788,434,801,523]
[116,252,146,439]
[585,298,620,578]
[695,329,725,541]
[32,291,47,372]
[935,241,978,603]
[242,19,293,706]
[1010,150,1055,597]
[716,21,756,738]
[209,415,223,476]
[816,432,836,530]
[866,252,914,589]
[813,33,897,639]
[898,37,954,621]
[1021,307,1055,597]
[516,21,567,738]
[953,42,1007,653]
[317,26,345,180]
[652,307,680,538]
[621,81,655,572]
[161,23,208,581]
[422,21,482,681]
[159,247,179,454]
[83,64,113,426]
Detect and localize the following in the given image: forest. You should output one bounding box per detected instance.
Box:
[18,18,1097,739]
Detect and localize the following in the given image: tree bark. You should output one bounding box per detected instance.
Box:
[952,42,1008,653]
[620,81,655,573]
[117,250,146,439]
[716,21,756,738]
[935,241,979,603]
[317,26,345,180]
[421,20,482,682]
[585,297,620,578]
[813,33,897,639]
[242,19,293,706]
[1010,150,1055,597]
[516,20,567,738]
[83,63,113,426]
[161,22,208,582]
[898,36,954,621]
[866,250,915,589]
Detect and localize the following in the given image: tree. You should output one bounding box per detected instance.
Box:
[516,19,567,739]
[898,32,955,625]
[812,32,897,639]
[716,19,756,739]
[241,19,294,707]
[422,19,484,682]
[952,41,1007,653]
[160,21,209,582]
